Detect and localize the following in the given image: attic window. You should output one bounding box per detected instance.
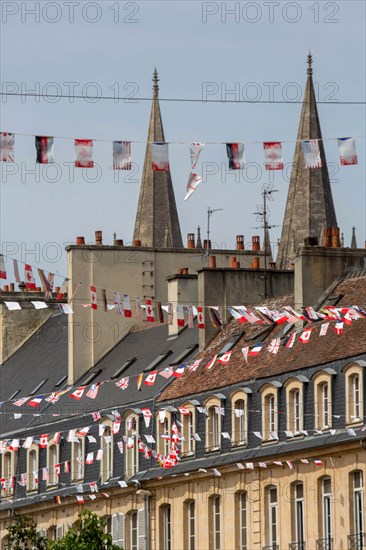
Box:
[279,323,294,338]
[143,351,172,372]
[82,369,102,386]
[111,358,136,380]
[55,375,67,388]
[29,379,47,396]
[218,333,243,355]
[324,294,344,306]
[169,344,199,366]
[8,389,20,401]
[244,326,273,342]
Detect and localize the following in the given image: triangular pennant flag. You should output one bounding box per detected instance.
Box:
[190,142,204,169]
[123,294,132,317]
[226,143,245,169]
[184,173,202,201]
[90,286,97,310]
[298,328,312,343]
[301,140,321,168]
[0,255,7,280]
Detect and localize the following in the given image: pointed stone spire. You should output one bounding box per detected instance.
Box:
[133,70,183,248]
[196,226,202,249]
[351,226,357,248]
[276,54,337,269]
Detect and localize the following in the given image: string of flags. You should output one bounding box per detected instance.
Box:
[0,132,360,199]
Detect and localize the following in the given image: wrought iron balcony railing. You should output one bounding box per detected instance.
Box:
[348,532,365,550]
[289,542,306,550]
[316,538,333,550]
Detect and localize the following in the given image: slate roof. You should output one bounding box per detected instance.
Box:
[159,272,366,401]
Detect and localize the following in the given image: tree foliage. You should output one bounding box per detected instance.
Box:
[6,514,48,549]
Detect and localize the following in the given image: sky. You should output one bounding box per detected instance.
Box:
[1,0,365,280]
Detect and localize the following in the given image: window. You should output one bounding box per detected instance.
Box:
[285,379,305,436]
[47,444,58,487]
[236,492,248,550]
[1,451,15,496]
[71,437,84,481]
[205,397,222,452]
[184,500,195,550]
[101,425,113,483]
[160,505,172,550]
[266,485,279,548]
[27,446,38,492]
[261,386,279,441]
[181,404,195,457]
[352,471,364,544]
[126,509,145,550]
[344,364,364,425]
[156,410,171,457]
[293,482,305,547]
[130,512,138,550]
[209,495,221,550]
[111,512,125,548]
[313,372,333,431]
[232,392,248,446]
[322,477,333,547]
[125,414,139,478]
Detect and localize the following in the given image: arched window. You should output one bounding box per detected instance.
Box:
[209,495,221,550]
[125,413,139,478]
[265,485,279,548]
[235,491,248,550]
[159,504,172,550]
[231,391,248,446]
[349,471,364,548]
[285,379,305,436]
[313,372,333,431]
[71,437,84,481]
[260,385,279,441]
[289,482,305,548]
[180,404,196,457]
[344,364,364,425]
[184,499,196,550]
[317,476,333,548]
[47,443,58,487]
[101,425,113,483]
[1,451,14,496]
[27,445,39,492]
[156,410,171,457]
[204,397,222,452]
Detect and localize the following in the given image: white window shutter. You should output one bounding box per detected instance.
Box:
[56,524,64,539]
[138,508,146,550]
[111,514,118,544]
[117,512,125,547]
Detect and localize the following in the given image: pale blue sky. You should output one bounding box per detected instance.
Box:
[1,0,365,279]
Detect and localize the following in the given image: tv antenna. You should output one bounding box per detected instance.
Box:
[206,207,223,266]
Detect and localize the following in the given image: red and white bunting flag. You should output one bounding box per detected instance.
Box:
[69,282,82,304]
[86,384,99,399]
[205,354,217,370]
[151,142,169,171]
[13,396,29,407]
[197,306,205,329]
[217,351,232,365]
[184,172,202,201]
[299,328,312,344]
[338,137,357,166]
[286,460,295,470]
[24,264,36,289]
[241,346,249,364]
[35,136,54,164]
[56,278,69,301]
[92,412,101,422]
[190,142,204,169]
[96,449,104,461]
[45,392,61,404]
[75,139,93,168]
[113,141,131,170]
[178,407,191,416]
[285,333,296,348]
[64,461,71,473]
[263,142,284,170]
[28,396,43,407]
[228,308,247,324]
[0,132,15,162]
[9,439,20,451]
[23,436,33,449]
[71,387,85,400]
[112,420,121,435]
[159,367,174,379]
[37,269,51,296]
[113,292,123,315]
[67,429,77,442]
[188,358,202,372]
[334,321,344,335]
[115,377,129,390]
[301,140,322,168]
[55,463,61,477]
[90,286,97,309]
[19,473,27,487]
[248,343,264,356]
[53,432,61,445]
[85,452,94,465]
[123,294,132,317]
[141,408,153,428]
[39,434,48,449]
[144,371,158,386]
[76,495,84,504]
[177,305,185,327]
[126,436,134,449]
[173,365,186,378]
[0,255,6,280]
[267,338,281,354]
[226,143,245,169]
[319,322,329,336]
[314,458,323,466]
[76,427,89,437]
[146,299,155,322]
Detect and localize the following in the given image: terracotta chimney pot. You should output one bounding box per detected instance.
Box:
[252,236,260,251]
[3,285,9,292]
[133,239,142,247]
[252,257,260,269]
[95,230,103,246]
[236,235,245,250]
[115,239,124,246]
[76,236,85,246]
[9,283,14,292]
[187,233,195,249]
[209,256,216,268]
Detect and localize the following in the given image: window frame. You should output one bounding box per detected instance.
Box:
[125,412,139,478]
[260,385,279,442]
[231,391,248,447]
[313,372,333,431]
[285,379,305,436]
[47,438,59,488]
[180,403,196,457]
[71,436,84,482]
[267,485,279,547]
[344,364,364,425]
[27,444,39,492]
[156,410,171,457]
[204,397,222,453]
[1,450,16,496]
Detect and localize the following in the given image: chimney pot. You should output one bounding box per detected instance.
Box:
[55,286,60,293]
[76,236,85,246]
[115,239,124,246]
[209,256,216,268]
[37,287,42,292]
[331,226,341,248]
[252,257,260,269]
[182,267,189,275]
[269,262,276,269]
[9,283,14,292]
[3,285,9,292]
[234,261,240,268]
[236,235,245,250]
[95,230,103,246]
[177,268,184,275]
[203,240,211,250]
[187,233,195,249]
[252,235,260,251]
[323,228,332,247]
[133,239,142,247]
[18,281,26,291]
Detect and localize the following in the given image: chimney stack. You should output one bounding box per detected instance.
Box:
[252,236,260,251]
[187,233,195,249]
[95,231,103,246]
[76,236,85,246]
[331,227,341,248]
[203,240,211,250]
[323,228,331,247]
[251,257,260,269]
[9,283,14,292]
[133,239,142,247]
[236,235,245,250]
[209,256,216,268]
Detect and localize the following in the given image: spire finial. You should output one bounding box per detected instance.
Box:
[153,68,159,95]
[307,51,313,76]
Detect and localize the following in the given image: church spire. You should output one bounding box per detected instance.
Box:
[351,226,357,248]
[133,70,183,248]
[276,55,337,269]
